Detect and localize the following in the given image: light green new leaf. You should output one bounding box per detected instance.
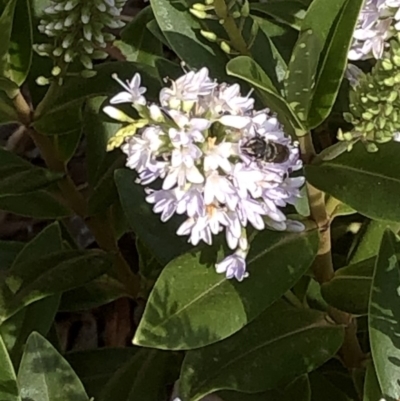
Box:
[179,302,344,401]
[305,142,400,222]
[134,229,318,350]
[227,56,305,135]
[369,230,400,400]
[18,332,89,401]
[150,0,228,81]
[0,334,20,401]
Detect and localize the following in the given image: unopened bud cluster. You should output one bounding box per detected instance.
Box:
[35,0,125,74]
[342,38,400,150]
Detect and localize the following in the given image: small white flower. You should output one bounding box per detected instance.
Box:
[106,68,305,281]
[110,73,147,105]
[215,251,249,281]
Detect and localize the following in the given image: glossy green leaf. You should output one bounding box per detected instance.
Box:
[0,149,63,196]
[284,0,346,126]
[59,275,130,312]
[219,375,311,401]
[99,348,172,401]
[66,348,138,399]
[115,6,162,66]
[0,223,62,366]
[321,257,374,315]
[0,0,16,78]
[0,190,71,218]
[34,61,160,117]
[32,101,83,135]
[115,168,192,265]
[348,220,400,264]
[250,1,307,30]
[369,229,400,400]
[308,0,364,128]
[0,96,18,124]
[251,16,287,88]
[134,229,318,350]
[8,0,32,86]
[227,56,305,135]
[0,249,111,323]
[150,0,228,81]
[363,361,382,401]
[305,142,400,222]
[18,332,89,401]
[84,97,122,187]
[0,334,20,401]
[179,302,344,401]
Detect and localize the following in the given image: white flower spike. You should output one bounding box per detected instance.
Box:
[105,67,304,281]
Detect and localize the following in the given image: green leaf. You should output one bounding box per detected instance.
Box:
[0,190,71,218]
[308,0,364,128]
[32,101,83,135]
[115,6,163,66]
[0,96,18,124]
[363,361,382,401]
[65,348,138,400]
[305,142,400,222]
[348,220,400,264]
[369,229,400,400]
[251,16,287,88]
[321,257,374,315]
[250,1,307,30]
[179,302,344,401]
[99,349,173,401]
[115,168,192,265]
[227,56,305,135]
[0,149,64,196]
[0,0,16,78]
[284,0,347,127]
[59,275,130,312]
[134,229,318,350]
[0,249,111,323]
[0,334,20,401]
[18,332,89,401]
[309,372,354,401]
[8,0,32,86]
[34,61,160,117]
[219,375,311,401]
[0,223,62,366]
[150,0,228,81]
[0,241,24,270]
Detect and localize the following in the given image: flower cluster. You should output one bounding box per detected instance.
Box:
[104,68,304,281]
[342,37,400,149]
[349,0,400,61]
[35,0,125,74]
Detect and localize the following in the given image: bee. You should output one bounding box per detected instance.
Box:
[241,135,290,164]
